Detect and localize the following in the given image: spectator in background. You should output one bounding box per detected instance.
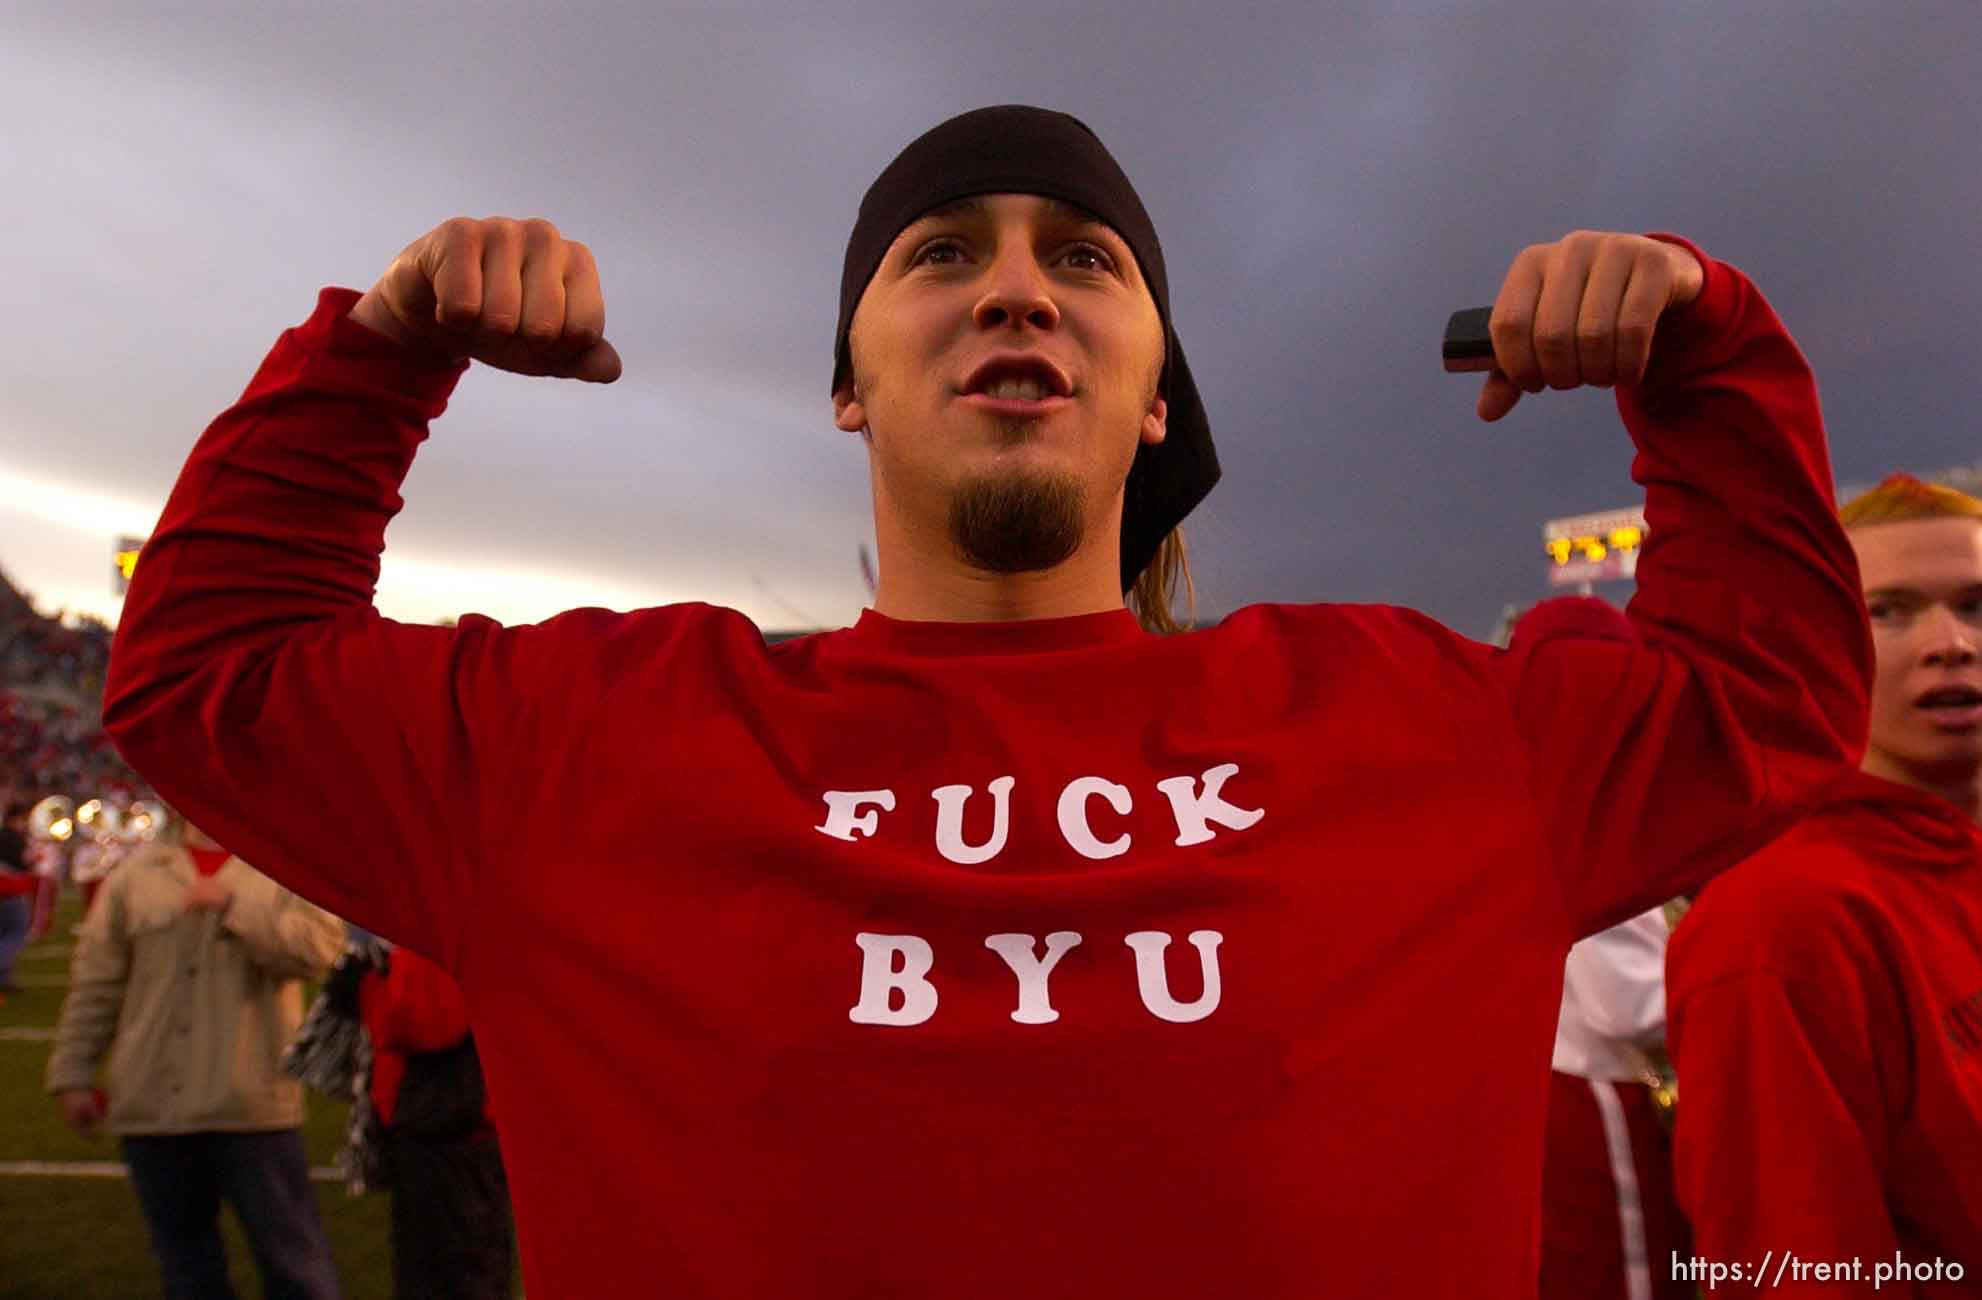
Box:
[1668,473,1982,1280]
[45,809,346,1300]
[1513,597,1692,1300]
[359,941,515,1299]
[0,800,35,999]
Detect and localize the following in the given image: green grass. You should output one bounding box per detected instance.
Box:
[1,892,397,1299]
[0,1177,392,1300]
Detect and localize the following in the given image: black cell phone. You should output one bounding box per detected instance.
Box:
[1442,306,1495,373]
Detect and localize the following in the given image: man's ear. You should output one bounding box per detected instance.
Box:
[833,380,867,434]
[1140,395,1168,447]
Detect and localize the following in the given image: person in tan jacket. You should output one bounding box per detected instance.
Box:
[47,811,345,1300]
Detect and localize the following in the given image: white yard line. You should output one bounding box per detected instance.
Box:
[0,1160,339,1181]
[6,976,72,989]
[0,1027,56,1041]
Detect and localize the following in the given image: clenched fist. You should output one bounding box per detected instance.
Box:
[349,217,622,383]
[1477,231,1704,422]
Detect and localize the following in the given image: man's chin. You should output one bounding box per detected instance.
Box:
[948,469,1087,574]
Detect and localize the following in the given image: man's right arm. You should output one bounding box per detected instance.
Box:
[103,219,621,966]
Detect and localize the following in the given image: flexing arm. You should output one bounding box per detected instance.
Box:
[1481,232,1870,936]
[102,219,622,966]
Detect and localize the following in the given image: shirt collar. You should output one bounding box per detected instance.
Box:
[842,606,1149,657]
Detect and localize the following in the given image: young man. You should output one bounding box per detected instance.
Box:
[102,106,1869,1297]
[1667,474,1982,1293]
[46,814,345,1300]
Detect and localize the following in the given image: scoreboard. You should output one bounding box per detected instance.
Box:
[1542,506,1646,587]
[112,535,145,595]
[1539,464,1982,590]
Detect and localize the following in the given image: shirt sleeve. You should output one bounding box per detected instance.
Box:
[100,289,633,968]
[1490,236,1871,938]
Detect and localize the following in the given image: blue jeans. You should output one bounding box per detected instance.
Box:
[0,893,29,987]
[122,1130,341,1300]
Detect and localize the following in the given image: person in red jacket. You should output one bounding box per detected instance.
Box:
[100,106,1871,1298]
[359,943,514,1300]
[1667,473,1982,1295]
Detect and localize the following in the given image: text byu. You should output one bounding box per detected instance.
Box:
[849,930,1225,1026]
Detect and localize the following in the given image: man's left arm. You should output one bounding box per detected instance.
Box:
[220,869,344,980]
[1483,231,1871,936]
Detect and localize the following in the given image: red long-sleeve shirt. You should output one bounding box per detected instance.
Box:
[1668,771,1982,1295]
[102,238,1869,1299]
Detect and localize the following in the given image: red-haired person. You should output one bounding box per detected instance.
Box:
[1668,473,1982,1293]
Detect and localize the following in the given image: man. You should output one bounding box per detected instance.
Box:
[1668,473,1982,1294]
[102,106,1868,1297]
[46,812,345,1300]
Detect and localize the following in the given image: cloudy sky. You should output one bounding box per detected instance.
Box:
[4,2,1977,639]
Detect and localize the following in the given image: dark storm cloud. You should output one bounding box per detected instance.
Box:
[3,1,1977,635]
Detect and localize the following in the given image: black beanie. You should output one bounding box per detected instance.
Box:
[834,105,1219,593]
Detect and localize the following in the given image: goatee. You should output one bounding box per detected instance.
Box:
[948,470,1085,574]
